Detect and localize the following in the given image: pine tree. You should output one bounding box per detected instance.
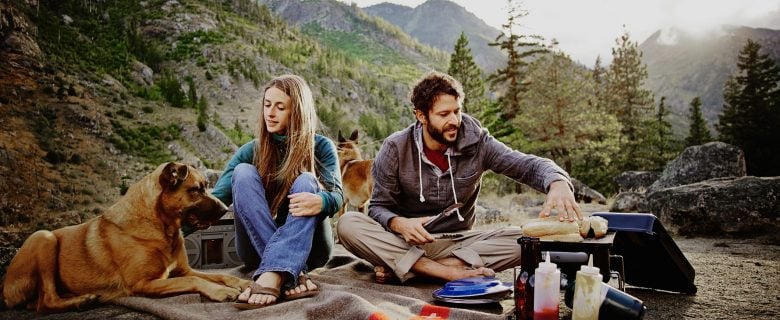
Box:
[197,95,209,132]
[653,97,676,167]
[487,0,547,139]
[685,97,712,147]
[592,55,606,109]
[448,32,485,114]
[603,30,655,171]
[186,76,198,109]
[717,39,780,175]
[515,51,621,193]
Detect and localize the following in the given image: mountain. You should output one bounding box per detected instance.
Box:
[0,0,432,240]
[257,0,448,68]
[364,0,506,72]
[640,26,780,134]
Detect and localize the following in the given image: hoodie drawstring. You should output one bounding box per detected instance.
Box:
[446,154,464,221]
[418,149,425,202]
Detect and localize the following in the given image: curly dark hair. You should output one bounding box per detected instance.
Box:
[409,71,464,114]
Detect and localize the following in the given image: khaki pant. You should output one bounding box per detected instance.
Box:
[337,211,523,282]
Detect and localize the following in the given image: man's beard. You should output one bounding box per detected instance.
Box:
[427,121,459,147]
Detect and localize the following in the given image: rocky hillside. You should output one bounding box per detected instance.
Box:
[364,0,506,72]
[258,0,449,68]
[0,0,438,241]
[640,26,780,133]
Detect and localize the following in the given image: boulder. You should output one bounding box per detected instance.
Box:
[571,178,607,204]
[648,142,745,192]
[646,176,780,236]
[130,60,154,87]
[475,204,508,225]
[609,192,648,213]
[613,171,660,193]
[0,246,20,279]
[204,168,223,188]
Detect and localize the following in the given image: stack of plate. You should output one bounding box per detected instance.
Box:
[432,277,513,304]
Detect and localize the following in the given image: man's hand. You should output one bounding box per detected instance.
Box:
[539,180,583,221]
[388,216,435,245]
[288,192,322,216]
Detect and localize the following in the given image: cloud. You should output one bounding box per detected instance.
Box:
[341,0,780,65]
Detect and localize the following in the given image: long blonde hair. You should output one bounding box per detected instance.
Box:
[253,75,317,215]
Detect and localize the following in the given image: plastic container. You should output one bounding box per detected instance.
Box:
[533,252,560,320]
[516,236,541,320]
[565,280,646,320]
[572,255,602,320]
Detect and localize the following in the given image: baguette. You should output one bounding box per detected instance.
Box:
[539,233,584,242]
[522,218,580,237]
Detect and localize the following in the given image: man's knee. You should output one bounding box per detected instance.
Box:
[496,226,524,238]
[336,211,371,244]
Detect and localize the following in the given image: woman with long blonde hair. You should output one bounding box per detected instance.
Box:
[209,75,343,309]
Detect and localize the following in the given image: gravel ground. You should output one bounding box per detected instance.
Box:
[2,195,778,319]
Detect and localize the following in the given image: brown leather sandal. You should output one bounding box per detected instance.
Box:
[233,283,282,310]
[284,274,320,300]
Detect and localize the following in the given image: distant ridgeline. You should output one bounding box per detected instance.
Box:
[640,26,780,133]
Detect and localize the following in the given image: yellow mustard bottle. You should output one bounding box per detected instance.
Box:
[572,254,601,320]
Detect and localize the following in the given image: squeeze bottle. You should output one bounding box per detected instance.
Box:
[533,251,560,320]
[572,254,601,320]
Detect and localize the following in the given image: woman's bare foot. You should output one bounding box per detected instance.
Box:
[237,272,283,306]
[374,266,399,284]
[284,273,318,296]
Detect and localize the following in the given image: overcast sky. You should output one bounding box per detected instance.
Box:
[338,0,780,65]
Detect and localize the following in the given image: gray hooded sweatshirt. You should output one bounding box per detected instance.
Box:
[369,114,572,233]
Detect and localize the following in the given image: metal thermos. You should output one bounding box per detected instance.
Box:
[565,279,646,320]
[515,236,541,320]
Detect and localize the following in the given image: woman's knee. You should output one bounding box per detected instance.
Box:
[291,172,319,193]
[232,163,260,186]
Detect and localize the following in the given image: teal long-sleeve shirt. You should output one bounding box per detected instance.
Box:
[211,135,344,219]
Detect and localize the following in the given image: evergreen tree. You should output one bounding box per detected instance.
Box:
[603,30,655,171]
[186,76,198,109]
[685,97,712,147]
[448,32,485,114]
[159,72,186,108]
[197,95,209,132]
[516,51,622,193]
[487,0,547,139]
[717,39,780,175]
[651,96,676,168]
[592,55,606,109]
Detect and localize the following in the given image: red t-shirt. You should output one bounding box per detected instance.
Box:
[423,144,449,172]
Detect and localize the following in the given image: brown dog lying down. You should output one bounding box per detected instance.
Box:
[1,162,252,312]
[522,216,609,241]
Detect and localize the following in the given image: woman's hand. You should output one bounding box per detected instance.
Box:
[288,192,322,216]
[539,180,583,221]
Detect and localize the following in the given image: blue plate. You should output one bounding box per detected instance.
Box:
[433,277,512,298]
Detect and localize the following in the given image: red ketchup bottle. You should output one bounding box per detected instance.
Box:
[516,236,541,320]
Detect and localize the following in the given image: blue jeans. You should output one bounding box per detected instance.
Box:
[231,163,332,287]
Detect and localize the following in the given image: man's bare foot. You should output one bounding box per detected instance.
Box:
[237,272,283,306]
[451,266,495,281]
[284,273,318,296]
[374,266,400,284]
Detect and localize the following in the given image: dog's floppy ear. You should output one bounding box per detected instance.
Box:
[338,130,345,143]
[349,129,359,142]
[160,162,190,190]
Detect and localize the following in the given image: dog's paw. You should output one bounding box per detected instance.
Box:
[75,294,100,310]
[204,286,242,302]
[236,279,253,291]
